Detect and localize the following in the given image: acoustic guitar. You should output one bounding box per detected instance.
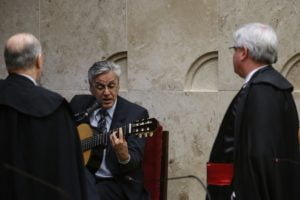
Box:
[77,118,159,165]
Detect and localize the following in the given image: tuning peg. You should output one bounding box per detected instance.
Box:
[138,134,143,138]
[149,132,153,137]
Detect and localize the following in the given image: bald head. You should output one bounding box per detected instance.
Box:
[4,33,42,72]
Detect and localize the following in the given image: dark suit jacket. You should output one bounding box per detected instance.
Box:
[70,95,150,200]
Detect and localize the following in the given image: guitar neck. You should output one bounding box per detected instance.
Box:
[80,118,158,152]
[81,124,131,152]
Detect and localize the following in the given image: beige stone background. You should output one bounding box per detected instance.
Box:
[1,0,300,199]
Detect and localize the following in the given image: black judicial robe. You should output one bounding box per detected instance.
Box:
[0,74,87,200]
[208,66,300,200]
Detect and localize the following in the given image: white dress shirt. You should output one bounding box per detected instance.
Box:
[244,65,268,86]
[90,100,116,178]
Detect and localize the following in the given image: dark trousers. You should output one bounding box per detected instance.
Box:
[96,178,127,200]
[85,169,127,200]
[84,168,100,200]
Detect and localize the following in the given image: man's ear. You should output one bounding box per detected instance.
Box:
[240,47,249,61]
[36,54,43,70]
[34,54,43,82]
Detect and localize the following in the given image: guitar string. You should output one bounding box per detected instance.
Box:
[82,123,130,149]
[81,119,156,150]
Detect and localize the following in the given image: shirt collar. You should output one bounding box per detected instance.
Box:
[17,73,38,86]
[102,99,117,118]
[244,65,268,86]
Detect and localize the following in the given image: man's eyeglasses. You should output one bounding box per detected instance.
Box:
[228,46,243,51]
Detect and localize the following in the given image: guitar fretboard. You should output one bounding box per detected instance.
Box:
[80,124,131,152]
[80,118,157,152]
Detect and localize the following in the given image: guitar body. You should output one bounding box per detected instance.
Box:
[77,118,159,166]
[77,123,93,165]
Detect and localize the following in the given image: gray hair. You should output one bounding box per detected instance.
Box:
[233,23,278,64]
[88,60,121,84]
[4,33,42,71]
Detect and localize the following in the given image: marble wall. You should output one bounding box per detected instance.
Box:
[1,0,300,199]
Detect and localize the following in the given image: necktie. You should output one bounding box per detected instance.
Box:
[97,109,108,134]
[87,109,108,172]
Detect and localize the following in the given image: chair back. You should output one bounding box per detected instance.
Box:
[143,127,169,200]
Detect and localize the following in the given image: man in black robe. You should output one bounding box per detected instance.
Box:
[0,33,88,200]
[207,23,300,199]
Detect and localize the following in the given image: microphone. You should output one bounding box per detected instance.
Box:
[86,101,101,114]
[74,101,100,121]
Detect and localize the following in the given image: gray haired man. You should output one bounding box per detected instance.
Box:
[207,23,300,200]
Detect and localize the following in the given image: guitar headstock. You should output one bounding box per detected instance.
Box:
[129,118,160,138]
